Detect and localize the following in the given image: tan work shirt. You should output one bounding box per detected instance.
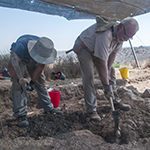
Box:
[80,23,123,61]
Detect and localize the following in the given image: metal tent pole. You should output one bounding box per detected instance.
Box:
[129,39,140,68]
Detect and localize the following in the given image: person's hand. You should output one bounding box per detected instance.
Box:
[104,85,113,100]
[26,80,35,91]
[17,78,27,87]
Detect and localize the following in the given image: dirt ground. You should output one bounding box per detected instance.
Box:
[1,67,150,150]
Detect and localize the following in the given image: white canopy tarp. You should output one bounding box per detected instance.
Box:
[0,0,150,20]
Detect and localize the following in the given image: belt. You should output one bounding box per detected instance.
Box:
[66,36,87,54]
[77,37,94,54]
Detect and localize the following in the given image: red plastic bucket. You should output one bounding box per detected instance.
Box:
[48,90,60,107]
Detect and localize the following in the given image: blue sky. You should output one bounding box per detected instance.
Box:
[0,6,150,54]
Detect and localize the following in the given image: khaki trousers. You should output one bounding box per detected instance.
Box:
[11,58,54,118]
[77,49,119,113]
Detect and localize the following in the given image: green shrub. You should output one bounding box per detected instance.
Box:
[113,63,120,68]
[113,63,129,68]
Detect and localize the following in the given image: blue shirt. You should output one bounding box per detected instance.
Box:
[13,35,39,60]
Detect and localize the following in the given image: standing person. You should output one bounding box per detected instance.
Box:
[7,35,63,128]
[72,17,139,122]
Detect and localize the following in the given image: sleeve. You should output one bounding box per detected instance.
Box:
[14,42,26,59]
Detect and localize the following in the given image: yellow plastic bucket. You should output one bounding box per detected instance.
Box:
[119,67,129,79]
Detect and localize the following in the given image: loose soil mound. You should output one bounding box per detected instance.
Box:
[1,68,150,150]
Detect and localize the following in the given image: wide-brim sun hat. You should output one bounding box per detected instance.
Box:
[28,37,57,64]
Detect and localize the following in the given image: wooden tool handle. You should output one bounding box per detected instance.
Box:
[66,49,73,54]
[109,97,115,111]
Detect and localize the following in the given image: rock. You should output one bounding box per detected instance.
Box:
[118,86,144,101]
[142,89,150,98]
[96,89,106,100]
[116,79,128,87]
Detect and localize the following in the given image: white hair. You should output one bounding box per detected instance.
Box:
[121,17,139,33]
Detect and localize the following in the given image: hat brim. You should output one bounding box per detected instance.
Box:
[28,40,57,64]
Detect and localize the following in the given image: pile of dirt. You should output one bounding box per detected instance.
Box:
[1,68,150,150]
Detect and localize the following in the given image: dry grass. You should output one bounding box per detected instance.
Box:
[0,53,81,80]
[1,51,150,80]
[44,55,81,80]
[131,58,150,69]
[0,53,10,71]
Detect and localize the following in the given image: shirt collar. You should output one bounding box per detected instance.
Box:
[112,23,123,44]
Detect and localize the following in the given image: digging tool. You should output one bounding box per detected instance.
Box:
[11,56,32,110]
[109,97,121,138]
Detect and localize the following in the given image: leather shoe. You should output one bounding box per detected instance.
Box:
[89,111,101,122]
[114,101,131,111]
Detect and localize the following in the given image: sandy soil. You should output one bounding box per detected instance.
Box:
[1,67,150,150]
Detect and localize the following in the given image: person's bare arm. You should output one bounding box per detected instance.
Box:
[98,59,109,85]
[7,52,22,80]
[31,63,45,82]
[107,52,117,69]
